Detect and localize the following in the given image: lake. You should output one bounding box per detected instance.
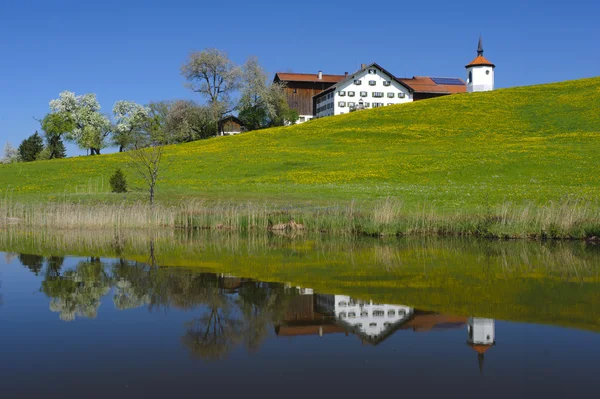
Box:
[0,230,599,398]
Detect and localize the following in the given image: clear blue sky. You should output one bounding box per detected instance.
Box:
[1,0,598,155]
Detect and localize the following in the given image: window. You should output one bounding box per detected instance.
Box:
[348,312,356,318]
[338,301,347,307]
[373,102,384,107]
[364,102,370,107]
[383,81,391,86]
[293,88,297,94]
[373,310,385,317]
[348,91,355,97]
[398,310,406,317]
[468,71,473,83]
[398,93,405,98]
[348,102,356,108]
[354,79,362,85]
[338,101,346,107]
[339,312,347,319]
[299,117,305,122]
[339,91,346,96]
[387,92,395,98]
[360,91,367,97]
[369,80,376,86]
[361,311,369,317]
[388,310,396,317]
[368,69,376,74]
[327,93,332,99]
[369,322,377,327]
[372,92,383,98]
[486,70,490,75]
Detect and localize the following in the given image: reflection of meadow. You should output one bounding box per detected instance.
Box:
[2,228,599,332]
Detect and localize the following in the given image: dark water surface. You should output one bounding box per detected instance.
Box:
[0,234,599,398]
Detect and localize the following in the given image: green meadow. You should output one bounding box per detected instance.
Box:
[1,77,599,236]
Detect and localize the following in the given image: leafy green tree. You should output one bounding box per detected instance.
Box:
[238,57,299,130]
[41,112,72,159]
[165,100,217,142]
[109,168,128,193]
[17,132,44,162]
[18,253,45,275]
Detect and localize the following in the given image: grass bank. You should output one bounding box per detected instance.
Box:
[2,197,600,239]
[1,77,599,209]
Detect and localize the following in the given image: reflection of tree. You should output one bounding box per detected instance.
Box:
[18,254,45,275]
[41,258,112,321]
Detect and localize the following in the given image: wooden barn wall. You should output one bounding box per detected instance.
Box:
[283,81,337,116]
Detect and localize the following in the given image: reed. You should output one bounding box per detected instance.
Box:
[1,196,599,239]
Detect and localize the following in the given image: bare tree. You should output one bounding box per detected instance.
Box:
[127,144,165,205]
[181,48,241,135]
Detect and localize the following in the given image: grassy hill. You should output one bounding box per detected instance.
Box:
[1,77,599,212]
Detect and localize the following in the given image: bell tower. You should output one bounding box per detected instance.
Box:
[466,36,495,92]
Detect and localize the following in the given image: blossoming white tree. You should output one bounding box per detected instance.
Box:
[49,91,111,155]
[112,101,150,152]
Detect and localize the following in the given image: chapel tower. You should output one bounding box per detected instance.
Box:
[466,36,495,92]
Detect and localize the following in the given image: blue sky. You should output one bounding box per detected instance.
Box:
[1,0,598,155]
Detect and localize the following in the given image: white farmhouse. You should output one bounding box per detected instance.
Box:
[313,63,467,118]
[314,63,413,117]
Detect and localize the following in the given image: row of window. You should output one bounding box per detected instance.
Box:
[352,79,391,86]
[338,309,407,319]
[338,101,395,108]
[339,91,405,98]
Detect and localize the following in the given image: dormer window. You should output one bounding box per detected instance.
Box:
[383,81,391,87]
[368,69,376,74]
[369,80,376,86]
[354,79,362,85]
[339,91,346,96]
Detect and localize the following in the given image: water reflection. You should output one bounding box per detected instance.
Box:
[17,253,497,369]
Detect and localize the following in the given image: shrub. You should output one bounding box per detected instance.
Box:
[109,168,128,193]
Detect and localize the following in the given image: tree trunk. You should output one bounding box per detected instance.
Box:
[149,183,155,205]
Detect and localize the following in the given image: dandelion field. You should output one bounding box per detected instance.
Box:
[1,77,599,235]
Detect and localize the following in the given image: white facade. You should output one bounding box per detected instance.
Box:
[466,65,494,92]
[317,294,413,340]
[467,317,495,345]
[315,66,413,118]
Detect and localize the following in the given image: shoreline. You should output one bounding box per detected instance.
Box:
[2,197,600,240]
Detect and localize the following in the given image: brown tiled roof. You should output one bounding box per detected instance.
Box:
[400,313,468,332]
[276,324,346,337]
[398,76,467,94]
[466,55,495,68]
[275,72,346,83]
[470,344,493,355]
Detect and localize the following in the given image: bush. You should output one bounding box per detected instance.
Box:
[109,168,128,193]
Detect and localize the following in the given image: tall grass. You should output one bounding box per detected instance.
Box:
[1,196,599,239]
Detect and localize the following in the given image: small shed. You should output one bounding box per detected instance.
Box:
[220,116,245,136]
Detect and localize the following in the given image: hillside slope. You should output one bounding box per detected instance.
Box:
[2,77,599,208]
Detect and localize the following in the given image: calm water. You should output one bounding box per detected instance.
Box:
[0,234,599,398]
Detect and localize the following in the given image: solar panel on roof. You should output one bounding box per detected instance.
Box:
[431,77,464,85]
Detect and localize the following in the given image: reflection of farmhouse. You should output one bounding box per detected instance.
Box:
[273,287,498,370]
[316,294,414,345]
